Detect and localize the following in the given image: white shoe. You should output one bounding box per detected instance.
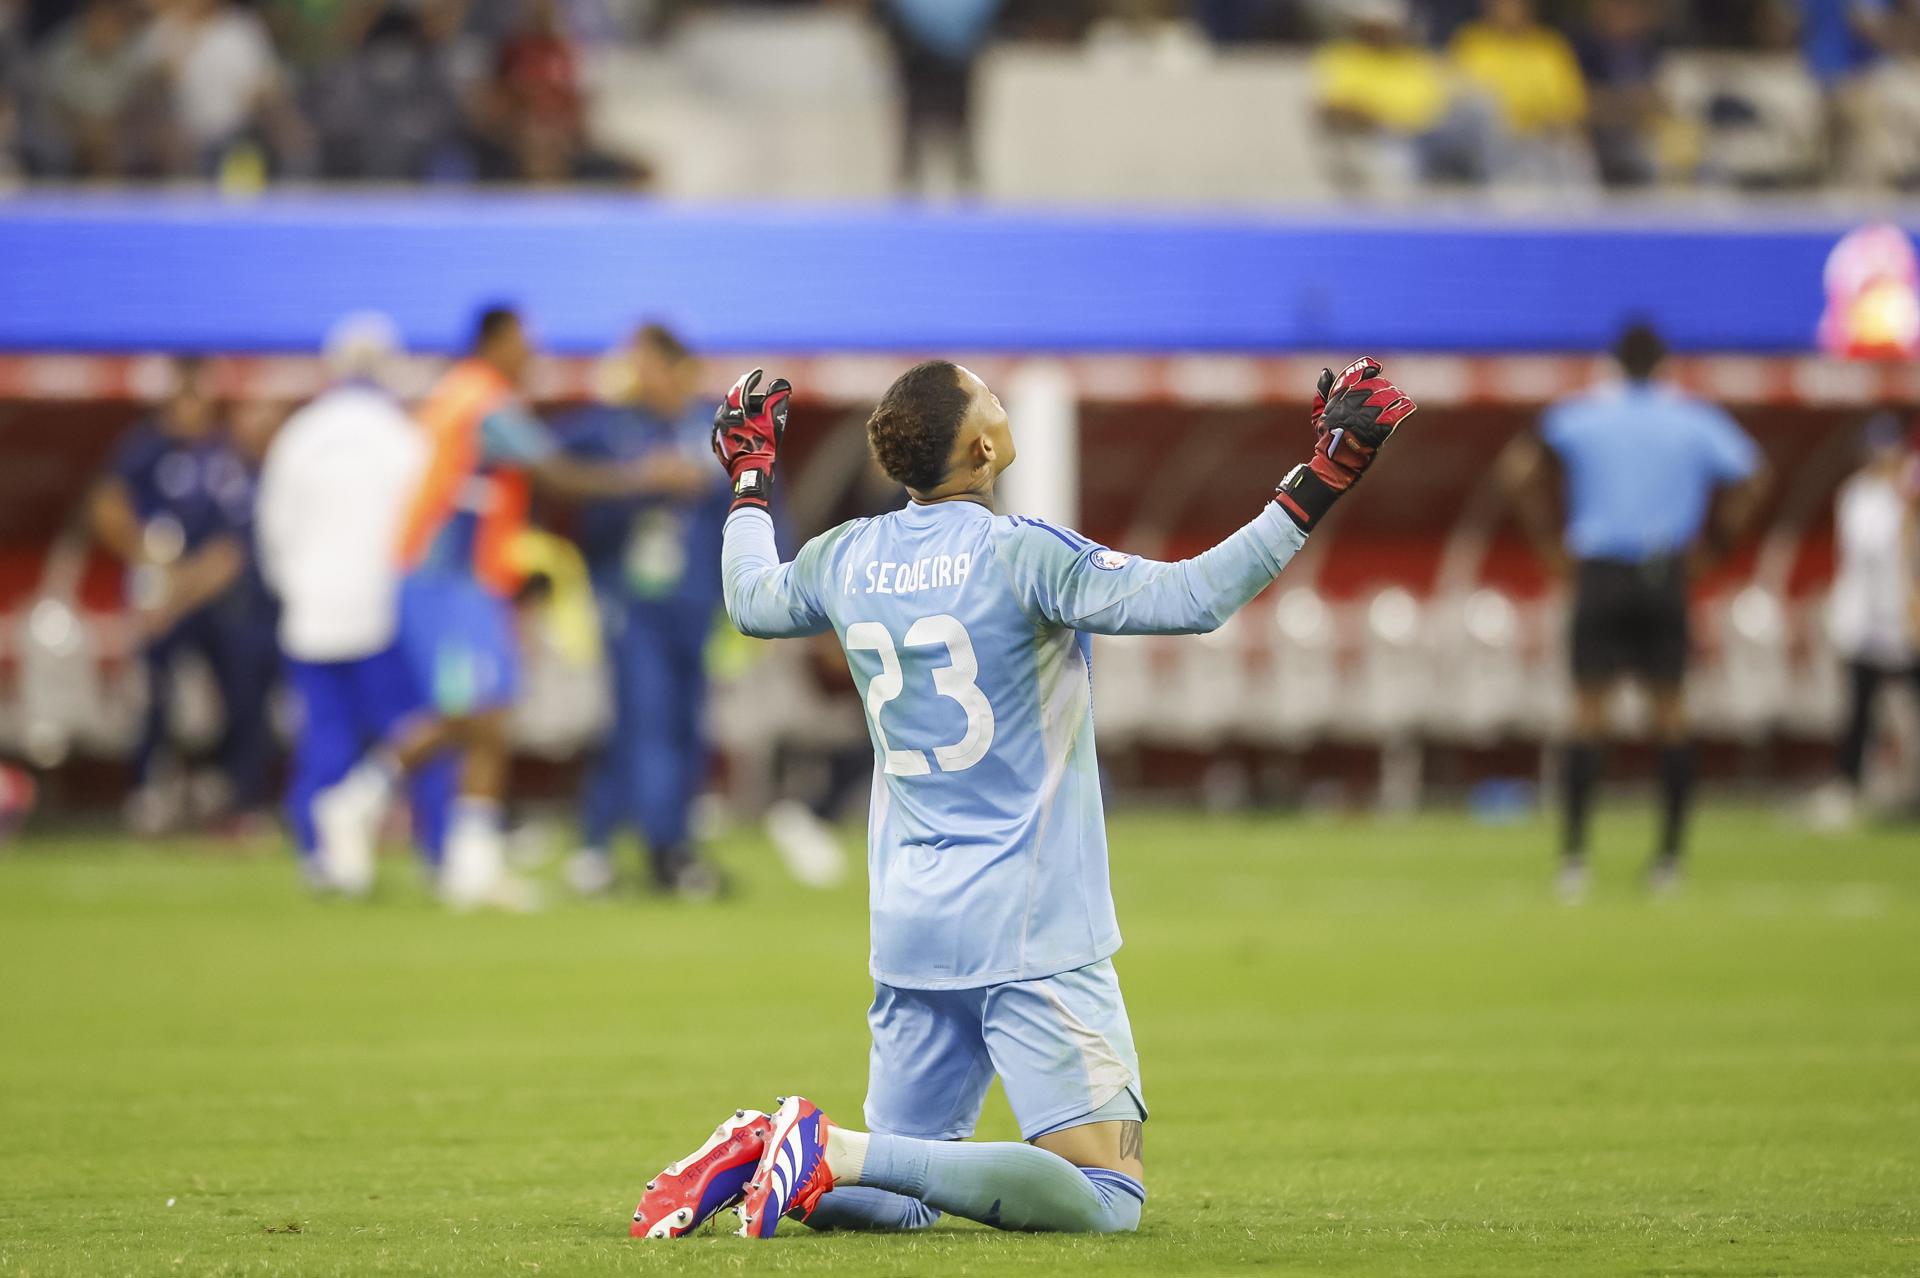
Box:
[1554,860,1591,905]
[566,848,616,897]
[313,764,391,897]
[1807,782,1859,834]
[441,818,503,909]
[440,816,543,911]
[764,800,848,889]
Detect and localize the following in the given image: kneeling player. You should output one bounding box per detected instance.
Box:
[633,357,1415,1237]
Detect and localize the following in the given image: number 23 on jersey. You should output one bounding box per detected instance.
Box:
[844,614,996,776]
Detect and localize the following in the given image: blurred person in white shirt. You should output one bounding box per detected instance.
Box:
[1814,413,1920,829]
[257,314,457,890]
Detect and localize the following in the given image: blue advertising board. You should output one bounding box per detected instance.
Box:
[0,193,1861,354]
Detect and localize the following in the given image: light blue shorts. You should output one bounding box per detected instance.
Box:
[864,958,1147,1142]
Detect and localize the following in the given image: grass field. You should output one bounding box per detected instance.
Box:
[1,806,1916,1276]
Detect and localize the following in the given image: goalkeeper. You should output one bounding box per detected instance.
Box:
[631,356,1415,1238]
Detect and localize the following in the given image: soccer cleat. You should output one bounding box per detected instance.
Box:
[312,763,390,897]
[631,1109,773,1239]
[737,1096,836,1238]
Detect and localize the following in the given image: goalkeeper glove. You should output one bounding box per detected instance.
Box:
[1274,356,1416,533]
[711,367,792,513]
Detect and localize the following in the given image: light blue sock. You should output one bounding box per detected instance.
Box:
[860,1135,1144,1233]
[800,1186,940,1232]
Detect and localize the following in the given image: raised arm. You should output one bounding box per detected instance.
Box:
[711,367,833,638]
[721,508,835,639]
[1001,357,1416,635]
[994,509,1306,635]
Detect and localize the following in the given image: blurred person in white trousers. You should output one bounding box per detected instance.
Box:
[1813,413,1919,829]
[256,314,457,893]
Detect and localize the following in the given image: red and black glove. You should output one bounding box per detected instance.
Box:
[711,367,792,513]
[1274,356,1416,532]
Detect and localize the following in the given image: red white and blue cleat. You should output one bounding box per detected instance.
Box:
[736,1096,837,1238]
[630,1108,773,1238]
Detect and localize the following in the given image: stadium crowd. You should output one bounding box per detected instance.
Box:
[0,0,1914,188]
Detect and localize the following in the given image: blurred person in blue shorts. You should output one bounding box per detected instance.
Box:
[558,323,731,899]
[1500,323,1769,901]
[256,313,456,889]
[311,306,701,908]
[87,356,276,834]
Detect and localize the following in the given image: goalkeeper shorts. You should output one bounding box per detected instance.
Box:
[862,958,1147,1142]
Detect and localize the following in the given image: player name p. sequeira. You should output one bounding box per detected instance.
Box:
[843,553,974,597]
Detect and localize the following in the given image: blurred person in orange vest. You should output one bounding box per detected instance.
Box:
[310,305,703,907]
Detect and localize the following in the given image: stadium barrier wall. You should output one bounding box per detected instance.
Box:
[0,194,1890,355]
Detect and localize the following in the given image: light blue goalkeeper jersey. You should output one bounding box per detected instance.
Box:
[722,498,1307,990]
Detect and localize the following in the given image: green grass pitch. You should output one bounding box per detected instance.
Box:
[2,806,1916,1276]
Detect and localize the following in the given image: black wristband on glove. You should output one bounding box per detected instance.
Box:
[1275,463,1340,531]
[730,467,774,509]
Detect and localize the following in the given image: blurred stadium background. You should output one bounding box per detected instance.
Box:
[1,1,1919,1270]
[3,0,1920,827]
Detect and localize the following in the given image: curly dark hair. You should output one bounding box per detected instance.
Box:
[867,360,971,492]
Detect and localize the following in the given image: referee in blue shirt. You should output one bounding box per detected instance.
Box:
[1500,325,1768,899]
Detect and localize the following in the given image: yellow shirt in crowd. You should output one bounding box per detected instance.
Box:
[1313,41,1452,133]
[1448,21,1587,134]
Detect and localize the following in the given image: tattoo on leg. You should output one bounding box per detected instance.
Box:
[1118,1121,1143,1162]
